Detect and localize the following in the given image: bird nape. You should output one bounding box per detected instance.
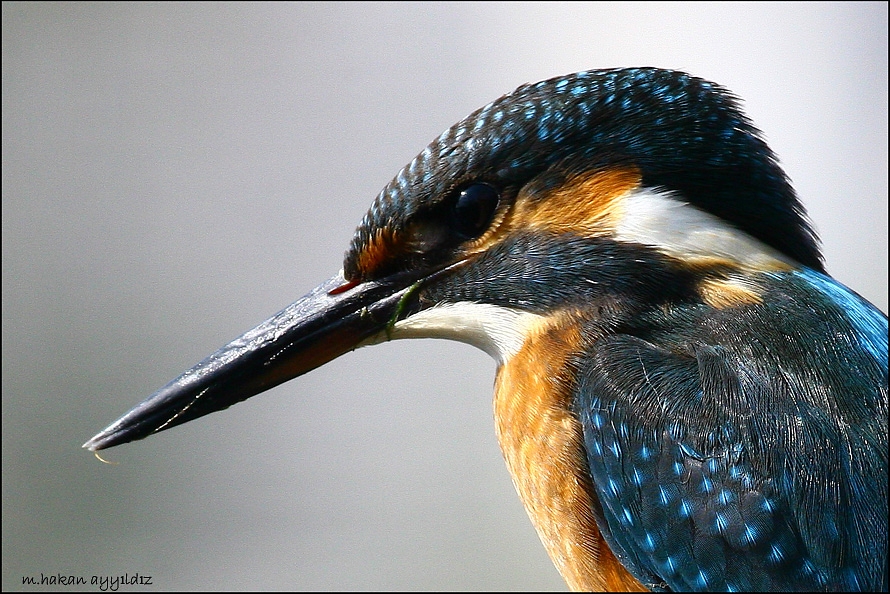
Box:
[85,68,888,592]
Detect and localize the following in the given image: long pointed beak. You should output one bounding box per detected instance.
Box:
[83,271,420,451]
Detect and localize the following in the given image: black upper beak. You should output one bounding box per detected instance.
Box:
[83,271,422,451]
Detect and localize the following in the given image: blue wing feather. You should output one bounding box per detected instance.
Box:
[573,269,888,592]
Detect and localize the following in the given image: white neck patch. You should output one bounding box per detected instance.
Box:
[614,187,797,270]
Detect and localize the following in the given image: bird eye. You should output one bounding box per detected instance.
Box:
[450,183,500,239]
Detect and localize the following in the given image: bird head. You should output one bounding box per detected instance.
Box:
[84,67,822,451]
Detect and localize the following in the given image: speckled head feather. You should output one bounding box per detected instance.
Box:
[344,68,822,280]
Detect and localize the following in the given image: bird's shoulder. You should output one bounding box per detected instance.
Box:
[570,267,888,591]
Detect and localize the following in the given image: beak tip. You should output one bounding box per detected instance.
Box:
[83,423,125,451]
[82,434,105,451]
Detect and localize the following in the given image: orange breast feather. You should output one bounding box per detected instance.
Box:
[494,312,646,592]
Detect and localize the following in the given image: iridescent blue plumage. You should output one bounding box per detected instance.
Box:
[574,270,888,591]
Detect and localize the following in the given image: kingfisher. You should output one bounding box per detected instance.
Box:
[85,68,888,592]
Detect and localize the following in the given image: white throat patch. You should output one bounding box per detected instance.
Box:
[362,302,544,365]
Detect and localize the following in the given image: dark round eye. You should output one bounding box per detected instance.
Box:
[450,183,500,239]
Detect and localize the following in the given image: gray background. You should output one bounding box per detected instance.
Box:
[3,2,887,591]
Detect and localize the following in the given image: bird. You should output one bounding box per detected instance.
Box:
[85,68,888,592]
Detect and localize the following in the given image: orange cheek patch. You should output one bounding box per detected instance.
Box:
[354,167,642,276]
[354,228,401,279]
[460,166,643,261]
[510,167,642,237]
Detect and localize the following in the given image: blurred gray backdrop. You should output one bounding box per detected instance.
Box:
[3,2,887,591]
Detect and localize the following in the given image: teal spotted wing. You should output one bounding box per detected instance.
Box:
[573,271,888,591]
